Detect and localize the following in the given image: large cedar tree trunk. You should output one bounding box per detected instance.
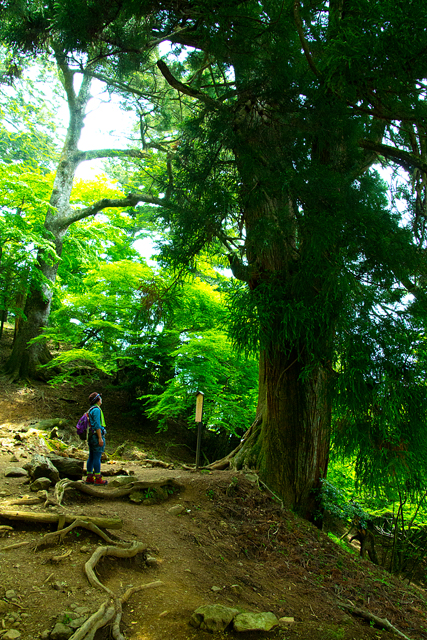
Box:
[219,87,338,519]
[233,348,332,521]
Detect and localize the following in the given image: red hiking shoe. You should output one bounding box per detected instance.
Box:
[94,474,108,485]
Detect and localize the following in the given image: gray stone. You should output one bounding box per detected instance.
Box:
[50,623,74,640]
[3,630,21,640]
[233,612,279,632]
[190,605,239,632]
[145,555,158,567]
[230,584,243,594]
[129,490,145,503]
[9,455,19,463]
[5,590,16,599]
[74,607,90,616]
[68,616,88,629]
[40,630,50,639]
[211,586,222,593]
[168,504,185,516]
[4,468,28,478]
[47,455,84,480]
[30,477,52,491]
[52,581,68,591]
[108,475,134,487]
[25,455,60,484]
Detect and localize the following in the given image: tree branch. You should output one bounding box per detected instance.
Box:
[64,193,166,227]
[359,139,427,173]
[75,148,150,163]
[156,60,220,108]
[293,0,322,79]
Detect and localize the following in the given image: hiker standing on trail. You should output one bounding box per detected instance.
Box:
[85,392,108,485]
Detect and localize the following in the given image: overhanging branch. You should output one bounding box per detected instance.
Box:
[75,148,150,163]
[156,60,220,108]
[359,139,427,173]
[64,193,166,227]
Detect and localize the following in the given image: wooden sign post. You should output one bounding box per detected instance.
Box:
[195,391,204,469]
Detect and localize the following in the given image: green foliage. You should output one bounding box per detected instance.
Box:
[327,533,357,556]
[142,326,258,436]
[0,163,56,317]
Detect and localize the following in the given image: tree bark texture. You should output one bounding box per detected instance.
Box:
[233,348,332,521]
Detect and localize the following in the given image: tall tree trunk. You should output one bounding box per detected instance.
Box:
[222,88,338,519]
[4,57,92,381]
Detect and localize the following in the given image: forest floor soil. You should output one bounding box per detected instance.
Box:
[0,341,426,640]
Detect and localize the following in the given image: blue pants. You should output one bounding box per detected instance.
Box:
[87,437,105,474]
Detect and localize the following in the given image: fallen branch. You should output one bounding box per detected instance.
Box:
[0,509,123,529]
[47,549,72,563]
[0,541,31,551]
[85,541,148,595]
[338,602,412,640]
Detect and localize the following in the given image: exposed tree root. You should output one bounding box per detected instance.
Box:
[56,477,184,504]
[0,525,13,536]
[33,519,126,550]
[338,602,413,640]
[63,542,162,640]
[68,581,163,640]
[68,601,116,640]
[84,541,148,595]
[9,497,43,506]
[0,509,123,529]
[145,459,174,469]
[47,549,72,563]
[205,410,262,471]
[111,582,164,640]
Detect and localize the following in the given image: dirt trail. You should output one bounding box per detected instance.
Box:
[0,377,426,640]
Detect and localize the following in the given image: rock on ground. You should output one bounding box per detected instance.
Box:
[233,611,279,632]
[190,605,240,632]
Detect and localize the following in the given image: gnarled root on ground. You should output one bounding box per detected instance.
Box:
[85,541,148,595]
[68,582,163,640]
[66,542,161,640]
[56,477,184,504]
[33,519,126,550]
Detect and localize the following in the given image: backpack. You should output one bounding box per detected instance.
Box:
[76,412,89,440]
